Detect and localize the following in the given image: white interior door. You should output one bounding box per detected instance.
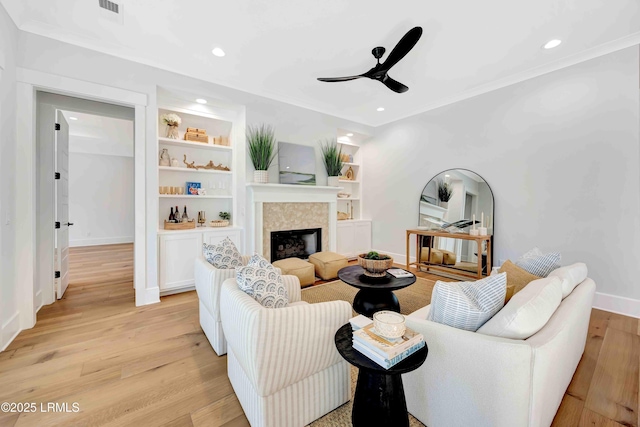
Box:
[55,110,70,299]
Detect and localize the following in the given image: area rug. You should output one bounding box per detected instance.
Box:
[302,277,435,427]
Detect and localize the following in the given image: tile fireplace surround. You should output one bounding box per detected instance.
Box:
[246,184,341,261]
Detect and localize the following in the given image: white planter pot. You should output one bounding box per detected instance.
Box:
[254,170,269,183]
[440,201,449,209]
[327,176,340,187]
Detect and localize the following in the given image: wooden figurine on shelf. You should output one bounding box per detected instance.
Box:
[197,161,231,171]
[344,166,355,180]
[183,154,197,169]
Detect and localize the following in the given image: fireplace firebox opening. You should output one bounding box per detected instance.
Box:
[271,228,322,262]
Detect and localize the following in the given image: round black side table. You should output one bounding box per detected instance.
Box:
[338,265,416,317]
[334,324,428,427]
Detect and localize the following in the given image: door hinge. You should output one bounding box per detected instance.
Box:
[55,123,61,131]
[55,172,60,179]
[55,221,60,229]
[55,271,61,279]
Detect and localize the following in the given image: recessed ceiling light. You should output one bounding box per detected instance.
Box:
[543,39,562,50]
[69,117,78,120]
[196,98,207,104]
[346,133,353,137]
[376,107,385,112]
[445,175,450,177]
[211,47,226,57]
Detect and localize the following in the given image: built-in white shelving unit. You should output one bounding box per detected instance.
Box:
[156,90,244,295]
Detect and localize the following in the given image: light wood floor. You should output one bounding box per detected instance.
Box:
[0,245,637,426]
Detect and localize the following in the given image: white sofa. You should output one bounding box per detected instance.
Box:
[403,277,596,427]
[220,278,352,427]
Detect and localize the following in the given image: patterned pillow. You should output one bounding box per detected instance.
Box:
[236,254,288,308]
[202,237,244,269]
[515,247,561,277]
[427,273,507,332]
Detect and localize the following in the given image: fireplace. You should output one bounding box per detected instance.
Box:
[271,228,322,261]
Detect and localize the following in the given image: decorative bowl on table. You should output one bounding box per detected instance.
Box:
[209,220,229,227]
[337,193,351,198]
[373,311,406,339]
[357,252,394,277]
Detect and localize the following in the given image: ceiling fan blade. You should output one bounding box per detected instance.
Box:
[317,75,363,82]
[382,75,409,93]
[380,26,423,72]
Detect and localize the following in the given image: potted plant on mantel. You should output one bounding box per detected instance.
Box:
[320,139,344,187]
[248,124,278,184]
[438,180,453,209]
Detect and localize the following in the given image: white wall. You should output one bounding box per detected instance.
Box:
[15,31,374,256]
[364,47,640,308]
[0,2,20,351]
[69,152,134,246]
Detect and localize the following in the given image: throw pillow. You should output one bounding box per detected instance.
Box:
[202,237,244,269]
[499,260,542,297]
[427,273,507,332]
[515,247,561,277]
[548,262,588,299]
[236,254,288,308]
[477,276,562,340]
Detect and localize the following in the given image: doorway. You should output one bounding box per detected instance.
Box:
[36,92,135,308]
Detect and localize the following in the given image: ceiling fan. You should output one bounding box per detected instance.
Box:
[317,26,423,94]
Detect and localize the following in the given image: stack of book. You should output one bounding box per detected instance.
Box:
[351,317,425,369]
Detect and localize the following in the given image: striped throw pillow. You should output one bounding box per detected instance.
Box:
[427,273,507,332]
[515,247,561,277]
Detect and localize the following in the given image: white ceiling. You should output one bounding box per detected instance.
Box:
[4,0,639,126]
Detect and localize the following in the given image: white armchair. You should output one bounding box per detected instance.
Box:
[194,255,252,355]
[220,278,352,427]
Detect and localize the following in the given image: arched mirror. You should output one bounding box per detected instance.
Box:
[418,169,494,277]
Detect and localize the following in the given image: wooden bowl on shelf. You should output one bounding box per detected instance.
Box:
[209,220,229,228]
[357,253,394,277]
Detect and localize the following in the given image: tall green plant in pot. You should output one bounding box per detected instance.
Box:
[320,139,344,187]
[247,124,278,183]
[438,180,454,209]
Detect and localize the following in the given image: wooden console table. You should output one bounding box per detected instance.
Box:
[405,229,492,280]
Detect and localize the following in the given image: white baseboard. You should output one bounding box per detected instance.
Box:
[378,250,411,268]
[593,292,640,319]
[35,290,43,313]
[1,312,21,352]
[70,236,134,247]
[136,286,161,307]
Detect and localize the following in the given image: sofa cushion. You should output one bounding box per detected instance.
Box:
[477,276,562,340]
[203,237,244,269]
[548,263,588,299]
[236,254,288,308]
[499,260,541,298]
[427,273,506,332]
[515,247,561,277]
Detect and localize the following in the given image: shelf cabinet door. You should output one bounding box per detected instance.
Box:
[353,221,372,257]
[159,232,203,292]
[337,220,372,260]
[202,228,243,252]
[337,223,355,259]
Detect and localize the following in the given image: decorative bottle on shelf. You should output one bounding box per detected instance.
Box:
[182,206,189,222]
[169,207,175,222]
[175,206,180,223]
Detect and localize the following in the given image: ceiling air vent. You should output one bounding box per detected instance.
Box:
[98,0,124,24]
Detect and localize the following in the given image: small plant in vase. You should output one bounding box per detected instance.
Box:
[320,139,344,187]
[247,124,277,183]
[438,180,453,209]
[210,212,230,227]
[358,251,394,277]
[161,113,181,139]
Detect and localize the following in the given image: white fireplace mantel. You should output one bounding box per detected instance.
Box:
[246,183,342,256]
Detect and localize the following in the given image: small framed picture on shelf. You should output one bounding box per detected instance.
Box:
[186,182,201,195]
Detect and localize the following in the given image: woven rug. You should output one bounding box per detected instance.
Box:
[302,277,435,427]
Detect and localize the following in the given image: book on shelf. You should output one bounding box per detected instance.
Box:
[352,324,424,360]
[387,268,414,278]
[349,314,373,330]
[352,339,425,369]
